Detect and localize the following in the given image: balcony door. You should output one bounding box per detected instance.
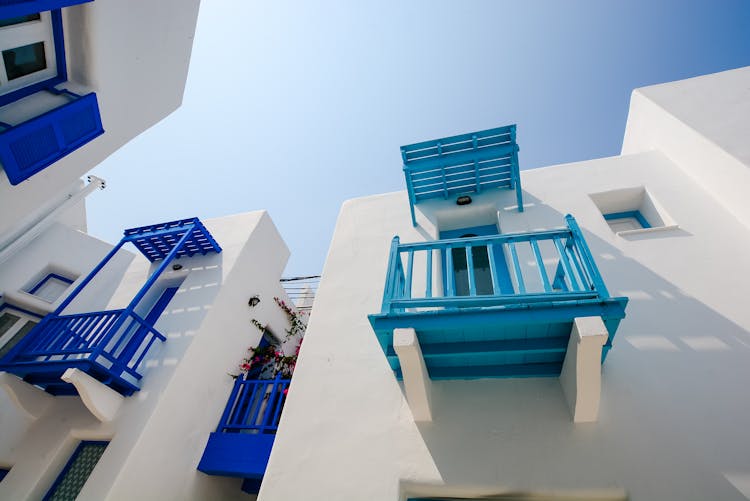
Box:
[440,224,514,297]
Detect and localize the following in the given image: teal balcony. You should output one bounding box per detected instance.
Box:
[368,215,628,380]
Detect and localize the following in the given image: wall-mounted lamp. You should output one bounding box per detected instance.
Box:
[248,295,261,308]
[172,264,183,271]
[456,195,472,206]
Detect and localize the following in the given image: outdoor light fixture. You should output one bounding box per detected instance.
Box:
[248,295,261,308]
[457,195,472,205]
[172,264,183,271]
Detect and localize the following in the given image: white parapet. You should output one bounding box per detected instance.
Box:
[61,368,123,423]
[559,316,608,423]
[0,372,54,420]
[393,328,433,422]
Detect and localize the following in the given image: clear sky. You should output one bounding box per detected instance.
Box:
[87,0,750,276]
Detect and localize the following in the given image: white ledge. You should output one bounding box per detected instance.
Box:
[616,224,679,237]
[61,368,124,422]
[393,328,433,422]
[0,371,54,419]
[559,317,608,423]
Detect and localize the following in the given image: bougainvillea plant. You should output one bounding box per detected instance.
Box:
[235,297,306,380]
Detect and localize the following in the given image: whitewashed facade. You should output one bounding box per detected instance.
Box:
[260,67,750,501]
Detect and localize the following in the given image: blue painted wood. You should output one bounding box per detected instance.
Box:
[604,210,652,229]
[402,125,523,226]
[0,0,91,18]
[0,93,104,184]
[197,433,275,478]
[0,308,167,395]
[43,440,107,501]
[370,216,628,379]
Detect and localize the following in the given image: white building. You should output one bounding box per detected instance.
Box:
[259,67,750,501]
[0,2,306,499]
[1,5,749,498]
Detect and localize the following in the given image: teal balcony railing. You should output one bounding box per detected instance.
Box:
[369,215,628,379]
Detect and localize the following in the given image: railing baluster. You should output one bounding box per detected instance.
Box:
[530,238,552,292]
[553,237,580,291]
[446,246,455,296]
[425,249,433,298]
[487,244,501,295]
[405,250,414,299]
[466,245,476,296]
[509,242,525,294]
[216,378,244,432]
[565,238,589,290]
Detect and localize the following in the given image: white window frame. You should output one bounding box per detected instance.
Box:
[0,11,57,97]
[0,305,41,357]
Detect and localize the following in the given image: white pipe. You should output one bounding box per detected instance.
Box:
[0,175,105,265]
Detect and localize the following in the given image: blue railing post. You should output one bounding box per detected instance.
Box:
[381,236,401,313]
[565,215,610,298]
[54,240,126,315]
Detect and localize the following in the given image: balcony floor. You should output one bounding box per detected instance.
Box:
[369,297,628,380]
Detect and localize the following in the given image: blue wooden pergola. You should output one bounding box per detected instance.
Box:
[401,125,524,226]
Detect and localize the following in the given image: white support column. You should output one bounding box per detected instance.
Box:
[559,316,608,423]
[393,328,432,422]
[61,368,123,422]
[0,371,54,419]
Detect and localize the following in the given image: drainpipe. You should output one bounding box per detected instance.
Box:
[0,175,106,265]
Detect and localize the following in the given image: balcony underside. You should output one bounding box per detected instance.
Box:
[0,358,140,396]
[368,297,627,380]
[198,432,275,481]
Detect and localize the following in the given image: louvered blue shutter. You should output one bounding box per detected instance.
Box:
[0,93,104,185]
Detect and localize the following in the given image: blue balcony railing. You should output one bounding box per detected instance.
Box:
[0,218,221,395]
[198,375,290,493]
[369,215,628,380]
[0,309,165,395]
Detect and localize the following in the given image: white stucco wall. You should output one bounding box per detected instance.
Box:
[622,66,750,230]
[261,70,750,500]
[0,210,296,500]
[0,0,201,239]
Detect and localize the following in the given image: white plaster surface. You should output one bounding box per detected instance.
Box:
[393,328,433,422]
[261,68,750,500]
[61,368,123,423]
[559,316,608,423]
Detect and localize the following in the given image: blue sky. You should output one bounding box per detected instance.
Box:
[88,1,750,276]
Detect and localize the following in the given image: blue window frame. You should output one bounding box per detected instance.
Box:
[603,210,651,231]
[27,272,74,302]
[43,441,108,501]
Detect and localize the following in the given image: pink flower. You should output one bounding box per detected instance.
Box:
[283,388,289,396]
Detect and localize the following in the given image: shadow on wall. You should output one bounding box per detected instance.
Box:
[409,193,750,500]
[138,253,225,396]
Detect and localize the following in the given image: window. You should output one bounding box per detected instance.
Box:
[0,11,57,100]
[26,272,74,303]
[44,441,108,501]
[0,466,9,482]
[603,210,651,232]
[590,186,676,235]
[440,224,514,296]
[0,303,41,358]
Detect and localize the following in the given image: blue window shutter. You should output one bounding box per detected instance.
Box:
[0,0,91,18]
[0,93,104,185]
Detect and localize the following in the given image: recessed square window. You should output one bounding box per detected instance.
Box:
[25,270,75,303]
[590,187,676,235]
